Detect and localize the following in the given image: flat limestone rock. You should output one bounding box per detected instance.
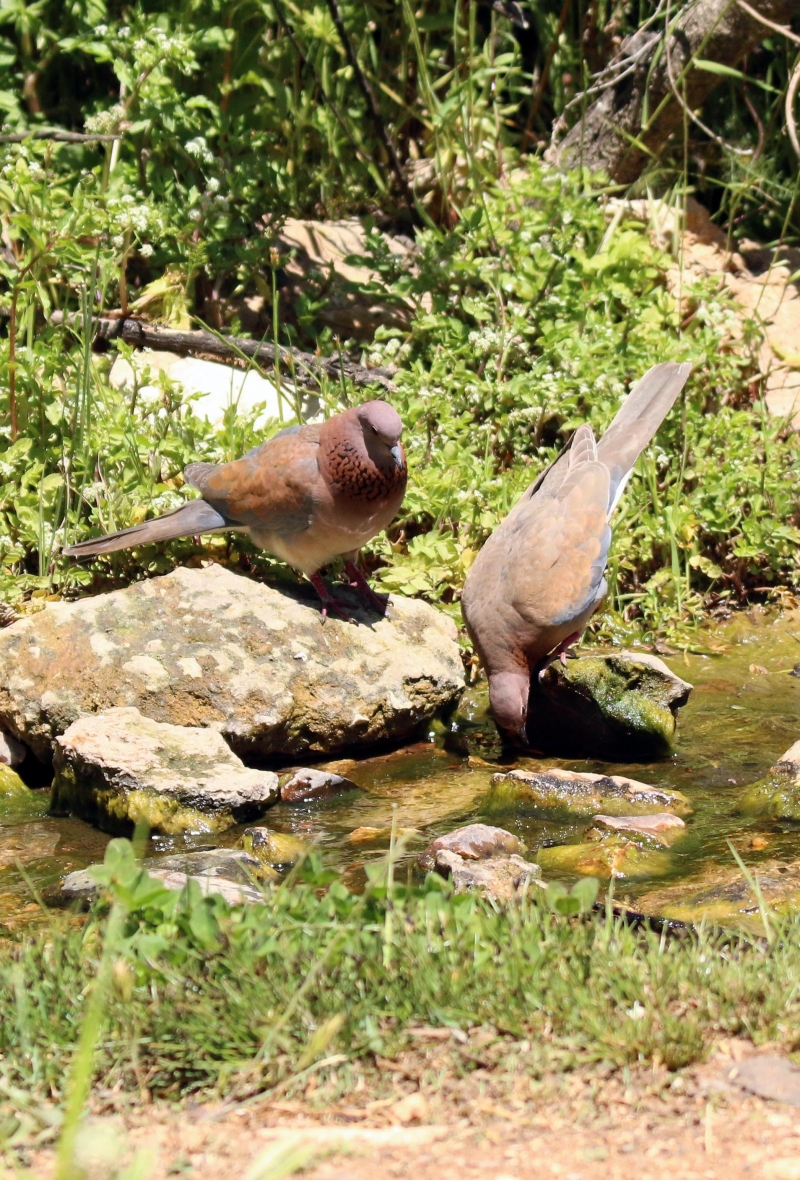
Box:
[57,848,273,907]
[527,652,692,758]
[0,565,464,763]
[729,1056,800,1106]
[740,741,800,820]
[487,768,692,820]
[431,848,541,903]
[417,823,526,872]
[52,707,279,835]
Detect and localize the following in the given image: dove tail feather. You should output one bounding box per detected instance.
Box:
[63,499,230,558]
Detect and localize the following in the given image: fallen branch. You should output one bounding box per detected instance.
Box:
[0,128,121,143]
[50,313,397,393]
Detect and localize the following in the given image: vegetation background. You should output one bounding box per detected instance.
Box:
[0,0,798,644]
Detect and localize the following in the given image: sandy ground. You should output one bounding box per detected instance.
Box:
[17,1039,800,1180]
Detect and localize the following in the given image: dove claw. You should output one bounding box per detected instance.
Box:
[309,573,357,624]
[344,560,388,615]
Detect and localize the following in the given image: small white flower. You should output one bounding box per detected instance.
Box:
[139,243,154,258]
[207,177,220,193]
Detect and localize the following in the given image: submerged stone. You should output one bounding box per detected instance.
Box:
[346,825,420,845]
[56,847,274,907]
[429,848,541,903]
[537,835,671,880]
[739,741,800,820]
[487,767,691,820]
[636,859,800,933]
[417,823,527,872]
[527,652,692,759]
[239,826,309,867]
[0,564,464,764]
[52,707,279,836]
[280,767,360,803]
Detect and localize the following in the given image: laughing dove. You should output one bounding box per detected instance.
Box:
[461,362,692,745]
[64,400,407,618]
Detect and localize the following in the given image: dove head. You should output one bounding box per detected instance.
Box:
[488,670,531,748]
[357,401,405,469]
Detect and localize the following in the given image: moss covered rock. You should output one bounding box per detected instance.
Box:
[487,767,692,820]
[636,859,800,933]
[739,741,800,820]
[239,826,309,868]
[537,835,671,880]
[0,764,28,797]
[52,707,279,835]
[527,652,692,759]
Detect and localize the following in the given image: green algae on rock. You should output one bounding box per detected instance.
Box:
[527,652,692,759]
[537,835,672,880]
[0,764,29,797]
[636,860,800,934]
[739,741,800,820]
[52,707,279,836]
[487,767,692,820]
[239,826,310,868]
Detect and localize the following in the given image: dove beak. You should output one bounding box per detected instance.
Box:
[390,443,404,470]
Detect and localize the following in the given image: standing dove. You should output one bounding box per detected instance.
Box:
[461,362,692,745]
[64,400,407,619]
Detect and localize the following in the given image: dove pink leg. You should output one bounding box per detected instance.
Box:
[344,560,387,614]
[308,573,354,623]
[536,630,582,679]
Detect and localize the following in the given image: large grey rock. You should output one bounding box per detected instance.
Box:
[52,707,279,835]
[0,564,464,763]
[527,651,693,759]
[56,848,273,907]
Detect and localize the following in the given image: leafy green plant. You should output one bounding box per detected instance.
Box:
[545,877,600,916]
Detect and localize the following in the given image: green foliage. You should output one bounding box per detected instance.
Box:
[1,840,800,1101]
[545,877,599,916]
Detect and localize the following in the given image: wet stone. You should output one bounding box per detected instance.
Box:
[239,826,309,867]
[56,847,274,907]
[586,812,687,846]
[636,859,800,933]
[430,849,542,903]
[51,707,280,836]
[346,825,420,845]
[0,730,25,768]
[487,768,692,820]
[417,823,527,872]
[527,651,693,759]
[0,764,29,797]
[537,835,671,881]
[280,767,360,803]
[739,741,800,820]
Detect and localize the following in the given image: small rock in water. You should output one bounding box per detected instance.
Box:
[586,812,687,846]
[740,741,800,820]
[239,826,309,867]
[528,651,692,759]
[431,849,541,903]
[417,823,527,872]
[537,836,671,881]
[346,825,420,845]
[280,767,360,803]
[56,847,274,908]
[0,729,26,768]
[487,768,691,820]
[51,707,279,836]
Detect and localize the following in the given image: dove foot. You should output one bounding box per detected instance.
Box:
[536,632,582,679]
[309,573,356,624]
[344,561,388,615]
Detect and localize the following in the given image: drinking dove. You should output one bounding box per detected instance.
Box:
[461,362,692,745]
[64,399,407,619]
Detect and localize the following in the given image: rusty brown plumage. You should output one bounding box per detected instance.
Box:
[64,400,408,619]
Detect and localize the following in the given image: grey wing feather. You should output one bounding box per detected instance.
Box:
[64,498,229,557]
[184,462,217,491]
[597,361,691,509]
